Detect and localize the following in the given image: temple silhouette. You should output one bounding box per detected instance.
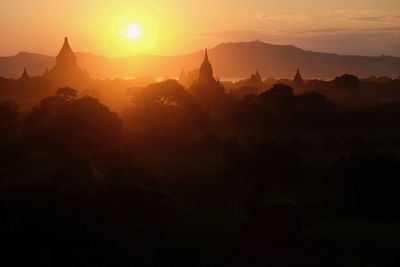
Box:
[293,68,304,90]
[189,49,225,111]
[250,69,262,84]
[44,37,89,87]
[20,67,30,81]
[198,49,215,84]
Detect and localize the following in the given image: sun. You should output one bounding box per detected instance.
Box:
[122,24,142,40]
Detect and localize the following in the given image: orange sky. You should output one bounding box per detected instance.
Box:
[1,0,399,57]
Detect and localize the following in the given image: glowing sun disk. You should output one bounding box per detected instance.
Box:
[123,24,141,39]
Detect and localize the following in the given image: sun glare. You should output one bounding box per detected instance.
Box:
[123,24,142,40]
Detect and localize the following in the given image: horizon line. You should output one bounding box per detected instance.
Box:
[1,40,399,59]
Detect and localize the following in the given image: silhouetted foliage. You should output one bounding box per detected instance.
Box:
[236,202,304,267]
[0,76,56,100]
[227,142,306,183]
[333,74,360,91]
[338,103,400,131]
[229,84,335,129]
[294,93,335,127]
[23,88,122,155]
[0,100,19,136]
[2,39,400,266]
[231,86,258,99]
[56,86,78,100]
[329,152,400,219]
[0,158,171,266]
[258,84,295,107]
[124,80,208,136]
[257,84,296,127]
[0,142,24,169]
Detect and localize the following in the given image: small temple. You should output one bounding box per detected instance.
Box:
[250,69,262,84]
[44,37,89,86]
[292,68,304,90]
[234,68,264,92]
[198,49,216,84]
[20,67,30,80]
[189,49,225,110]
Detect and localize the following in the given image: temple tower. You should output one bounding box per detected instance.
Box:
[20,67,30,80]
[44,37,89,86]
[198,49,215,84]
[293,68,304,90]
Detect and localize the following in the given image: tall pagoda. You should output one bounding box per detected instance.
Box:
[44,37,89,86]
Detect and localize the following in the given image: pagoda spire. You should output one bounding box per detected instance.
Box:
[20,67,30,80]
[204,48,209,62]
[293,67,304,90]
[199,48,214,83]
[44,36,89,86]
[55,36,77,66]
[62,37,71,51]
[294,67,302,79]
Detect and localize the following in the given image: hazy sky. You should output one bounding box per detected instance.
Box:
[1,0,399,57]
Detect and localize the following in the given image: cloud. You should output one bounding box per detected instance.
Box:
[344,10,400,23]
[297,27,400,35]
[298,27,351,34]
[349,15,390,22]
[197,30,272,40]
[360,27,400,33]
[257,13,308,22]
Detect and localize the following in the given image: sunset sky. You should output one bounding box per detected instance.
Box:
[1,0,399,57]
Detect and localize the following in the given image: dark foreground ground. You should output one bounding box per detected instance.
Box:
[1,130,400,267]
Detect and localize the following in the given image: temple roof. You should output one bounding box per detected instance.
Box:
[293,68,304,88]
[56,36,77,66]
[204,48,209,61]
[61,37,73,54]
[44,37,89,85]
[294,68,303,80]
[20,67,30,80]
[199,49,214,83]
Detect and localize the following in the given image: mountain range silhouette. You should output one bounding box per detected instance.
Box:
[1,41,399,79]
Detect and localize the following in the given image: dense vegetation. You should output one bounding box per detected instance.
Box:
[1,75,400,266]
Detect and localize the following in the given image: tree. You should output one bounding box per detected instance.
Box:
[257,84,296,127]
[328,152,400,218]
[258,84,295,107]
[232,86,258,99]
[0,101,22,167]
[23,88,122,155]
[294,92,335,127]
[56,87,78,100]
[333,74,359,90]
[188,79,225,113]
[0,100,19,137]
[125,80,207,134]
[227,142,306,183]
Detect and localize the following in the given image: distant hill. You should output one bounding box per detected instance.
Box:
[0,52,54,78]
[1,41,400,79]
